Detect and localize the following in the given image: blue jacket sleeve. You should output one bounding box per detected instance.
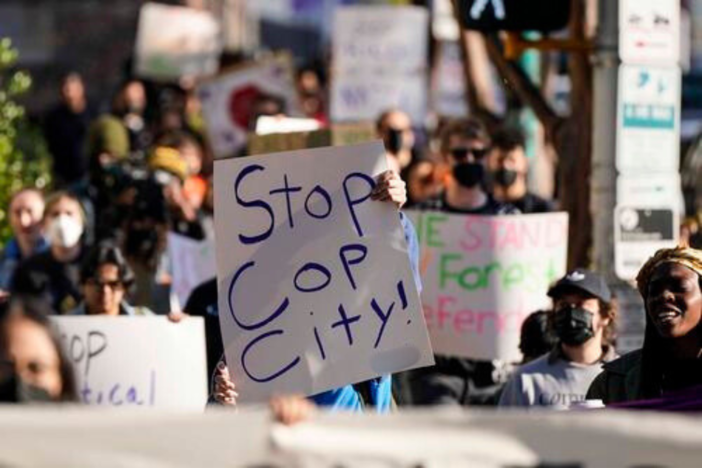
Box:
[400,212,422,294]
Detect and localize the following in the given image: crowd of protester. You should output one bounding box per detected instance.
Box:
[0,60,701,424]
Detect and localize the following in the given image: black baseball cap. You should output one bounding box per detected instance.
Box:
[547,268,612,303]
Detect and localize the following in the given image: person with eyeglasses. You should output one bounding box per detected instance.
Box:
[397,118,518,408]
[418,118,518,215]
[69,241,152,316]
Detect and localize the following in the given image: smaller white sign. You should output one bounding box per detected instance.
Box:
[52,316,208,410]
[619,0,680,65]
[614,206,679,280]
[255,116,321,135]
[616,65,681,174]
[168,232,217,308]
[331,6,429,123]
[134,3,222,81]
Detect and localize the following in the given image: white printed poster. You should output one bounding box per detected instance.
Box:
[52,316,208,409]
[433,41,468,118]
[616,65,681,174]
[330,6,428,123]
[167,232,216,308]
[198,55,301,158]
[213,142,434,402]
[620,0,680,65]
[134,3,222,81]
[407,211,568,361]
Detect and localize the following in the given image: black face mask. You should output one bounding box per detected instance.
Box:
[493,169,519,188]
[125,227,159,262]
[0,372,54,403]
[385,128,404,154]
[452,162,485,188]
[553,306,595,346]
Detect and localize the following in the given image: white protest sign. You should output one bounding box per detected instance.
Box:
[330,6,428,123]
[198,55,300,158]
[213,142,434,403]
[134,3,222,81]
[616,65,681,174]
[52,316,207,410]
[167,232,217,308]
[407,211,568,361]
[433,41,468,118]
[255,116,321,135]
[620,0,680,65]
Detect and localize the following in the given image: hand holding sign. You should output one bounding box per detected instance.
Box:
[213,142,433,403]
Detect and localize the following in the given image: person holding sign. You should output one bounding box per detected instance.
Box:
[212,166,418,413]
[498,269,617,408]
[406,118,518,407]
[69,242,153,317]
[588,247,702,405]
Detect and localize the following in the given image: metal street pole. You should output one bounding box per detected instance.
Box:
[590,0,618,281]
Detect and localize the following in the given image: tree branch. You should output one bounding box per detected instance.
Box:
[483,34,563,136]
[452,0,501,129]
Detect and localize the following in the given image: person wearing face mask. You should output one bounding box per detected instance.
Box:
[419,118,518,215]
[498,269,618,408]
[376,109,416,176]
[0,297,78,403]
[400,119,518,407]
[588,246,702,405]
[11,192,88,314]
[0,189,49,295]
[487,127,555,214]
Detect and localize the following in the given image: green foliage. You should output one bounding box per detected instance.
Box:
[0,38,53,246]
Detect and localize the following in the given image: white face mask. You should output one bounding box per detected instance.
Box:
[48,214,84,248]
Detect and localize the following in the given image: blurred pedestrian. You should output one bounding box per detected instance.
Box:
[499,269,617,408]
[11,192,88,314]
[43,73,93,187]
[404,118,517,407]
[112,79,151,155]
[70,241,151,316]
[376,109,415,177]
[519,310,558,364]
[0,297,77,403]
[588,246,702,404]
[487,127,555,213]
[0,189,48,294]
[419,118,517,215]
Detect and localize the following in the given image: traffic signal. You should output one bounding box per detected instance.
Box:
[456,0,571,32]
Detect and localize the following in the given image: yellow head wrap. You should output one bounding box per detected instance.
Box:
[635,246,702,298]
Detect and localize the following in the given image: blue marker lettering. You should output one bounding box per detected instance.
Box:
[331,304,362,346]
[342,172,375,237]
[339,244,368,290]
[228,261,289,330]
[371,298,395,349]
[294,262,332,293]
[235,164,274,244]
[269,174,302,229]
[304,185,333,219]
[241,330,300,383]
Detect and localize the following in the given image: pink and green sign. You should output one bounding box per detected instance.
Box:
[407,211,568,361]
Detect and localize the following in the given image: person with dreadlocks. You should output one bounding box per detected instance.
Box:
[587,246,702,404]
